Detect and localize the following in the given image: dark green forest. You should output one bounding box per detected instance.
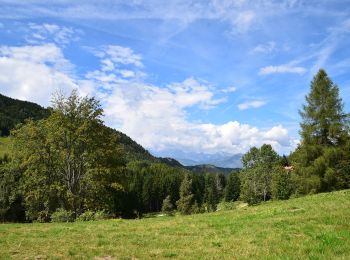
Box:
[1,69,349,222]
[0,94,49,137]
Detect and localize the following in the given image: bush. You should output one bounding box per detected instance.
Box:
[161,195,174,215]
[217,201,239,211]
[51,208,74,223]
[36,210,51,223]
[77,210,108,221]
[94,210,108,220]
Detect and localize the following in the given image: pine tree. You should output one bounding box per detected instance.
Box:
[300,69,349,146]
[224,171,240,202]
[176,174,195,215]
[204,174,219,212]
[291,69,350,193]
[161,195,174,215]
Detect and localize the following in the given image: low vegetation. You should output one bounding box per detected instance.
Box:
[1,190,350,259]
[0,137,11,158]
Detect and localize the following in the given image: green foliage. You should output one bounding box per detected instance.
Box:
[51,208,74,223]
[176,174,195,215]
[240,144,280,205]
[11,90,126,221]
[299,69,349,146]
[161,195,174,215]
[291,69,350,195]
[204,173,219,211]
[0,158,25,222]
[224,170,240,202]
[77,210,108,221]
[216,201,241,211]
[271,167,293,200]
[0,137,12,158]
[0,93,49,136]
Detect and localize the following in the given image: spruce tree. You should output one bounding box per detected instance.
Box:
[300,69,348,146]
[161,195,174,215]
[292,69,350,193]
[204,174,219,212]
[224,171,240,202]
[176,174,195,215]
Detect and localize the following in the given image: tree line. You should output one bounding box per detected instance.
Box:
[0,69,349,222]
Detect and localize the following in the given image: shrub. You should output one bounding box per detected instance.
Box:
[36,210,51,223]
[51,208,74,223]
[217,201,238,211]
[94,210,108,220]
[77,210,95,221]
[77,210,108,221]
[161,195,174,215]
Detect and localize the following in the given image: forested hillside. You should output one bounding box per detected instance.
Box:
[1,69,349,223]
[186,164,238,175]
[0,92,235,172]
[0,91,238,221]
[0,94,49,136]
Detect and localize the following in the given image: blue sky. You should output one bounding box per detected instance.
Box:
[1,0,350,159]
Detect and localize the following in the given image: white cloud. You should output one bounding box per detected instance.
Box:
[0,44,78,106]
[0,42,294,155]
[26,23,81,45]
[103,85,291,154]
[250,41,276,54]
[232,11,255,33]
[238,100,266,110]
[84,45,293,154]
[95,45,143,68]
[259,65,306,75]
[222,86,237,93]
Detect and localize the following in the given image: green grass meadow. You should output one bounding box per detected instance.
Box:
[1,190,350,259]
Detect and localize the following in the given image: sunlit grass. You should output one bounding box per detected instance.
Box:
[1,190,350,259]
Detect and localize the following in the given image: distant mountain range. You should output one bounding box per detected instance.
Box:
[176,154,242,168]
[152,150,243,168]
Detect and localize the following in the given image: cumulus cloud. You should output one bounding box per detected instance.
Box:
[0,44,77,105]
[94,45,143,68]
[103,86,291,154]
[238,100,266,110]
[0,42,295,155]
[259,65,306,75]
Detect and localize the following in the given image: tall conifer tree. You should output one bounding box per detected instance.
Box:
[299,69,349,146]
[292,69,350,193]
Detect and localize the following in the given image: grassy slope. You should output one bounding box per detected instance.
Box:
[1,190,350,259]
[0,137,11,157]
